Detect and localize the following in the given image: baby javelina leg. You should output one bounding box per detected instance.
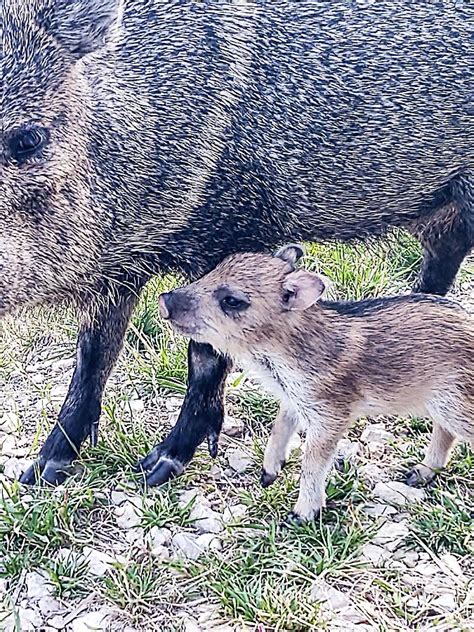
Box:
[290,410,348,522]
[406,421,457,487]
[261,406,299,487]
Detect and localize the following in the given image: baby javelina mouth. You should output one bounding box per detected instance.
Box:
[159,244,474,522]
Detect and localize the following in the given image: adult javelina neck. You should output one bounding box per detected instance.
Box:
[1,0,473,487]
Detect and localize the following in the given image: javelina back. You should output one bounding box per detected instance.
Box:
[160,245,474,520]
[0,0,473,486]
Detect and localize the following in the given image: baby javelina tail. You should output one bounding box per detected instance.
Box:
[159,245,474,521]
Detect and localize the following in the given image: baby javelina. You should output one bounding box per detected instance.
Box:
[159,245,474,521]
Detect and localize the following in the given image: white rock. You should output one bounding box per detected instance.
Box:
[359,464,385,485]
[71,610,109,632]
[172,533,202,560]
[414,561,439,577]
[183,618,202,632]
[82,547,115,577]
[115,501,141,529]
[54,548,79,564]
[50,358,75,373]
[222,504,248,523]
[0,578,8,594]
[372,520,409,551]
[361,423,395,444]
[0,411,19,433]
[189,502,223,534]
[125,527,146,547]
[31,373,46,384]
[37,597,62,617]
[431,593,457,611]
[405,595,421,610]
[26,569,55,600]
[335,606,370,624]
[1,436,18,456]
[50,383,69,400]
[178,488,204,509]
[336,438,360,460]
[360,544,392,565]
[148,526,172,548]
[129,398,145,413]
[150,544,170,560]
[227,448,252,474]
[165,396,184,412]
[222,416,245,437]
[424,580,454,596]
[362,502,397,518]
[439,552,466,581]
[196,534,222,552]
[4,457,34,480]
[400,573,419,588]
[14,607,43,631]
[309,578,350,610]
[373,481,425,506]
[110,490,129,506]
[393,549,420,568]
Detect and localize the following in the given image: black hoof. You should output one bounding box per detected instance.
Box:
[136,449,184,487]
[20,458,74,486]
[281,511,306,528]
[207,431,219,459]
[260,469,278,488]
[405,468,433,488]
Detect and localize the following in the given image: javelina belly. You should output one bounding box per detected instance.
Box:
[1,0,473,486]
[160,245,474,520]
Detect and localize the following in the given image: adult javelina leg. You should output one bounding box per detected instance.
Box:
[137,342,231,485]
[412,176,474,296]
[21,288,140,485]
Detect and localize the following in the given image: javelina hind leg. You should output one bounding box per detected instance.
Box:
[136,342,231,486]
[20,288,140,485]
[406,422,457,487]
[413,179,474,296]
[261,406,299,488]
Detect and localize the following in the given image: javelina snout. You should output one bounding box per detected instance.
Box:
[159,290,203,337]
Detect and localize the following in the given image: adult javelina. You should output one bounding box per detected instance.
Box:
[0,0,473,486]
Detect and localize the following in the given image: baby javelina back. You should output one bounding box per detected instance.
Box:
[159,245,474,521]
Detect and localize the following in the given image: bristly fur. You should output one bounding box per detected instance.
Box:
[1,0,473,486]
[164,249,474,519]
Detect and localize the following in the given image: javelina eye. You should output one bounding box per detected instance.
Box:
[10,127,48,163]
[282,290,294,304]
[220,295,249,314]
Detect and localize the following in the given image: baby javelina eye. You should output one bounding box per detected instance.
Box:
[215,288,250,315]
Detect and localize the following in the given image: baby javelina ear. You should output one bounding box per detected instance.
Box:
[282,270,326,311]
[274,243,306,267]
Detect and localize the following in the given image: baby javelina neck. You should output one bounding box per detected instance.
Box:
[159,244,474,522]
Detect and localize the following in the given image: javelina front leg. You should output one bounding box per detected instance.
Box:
[261,406,299,488]
[290,418,346,522]
[20,288,140,485]
[137,341,231,486]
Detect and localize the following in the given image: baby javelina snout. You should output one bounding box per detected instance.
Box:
[159,245,474,521]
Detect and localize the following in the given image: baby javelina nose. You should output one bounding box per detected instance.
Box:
[160,244,474,522]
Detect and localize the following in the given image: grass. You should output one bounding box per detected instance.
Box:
[0,233,473,631]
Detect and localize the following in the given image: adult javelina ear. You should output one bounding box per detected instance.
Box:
[274,243,306,267]
[51,0,122,59]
